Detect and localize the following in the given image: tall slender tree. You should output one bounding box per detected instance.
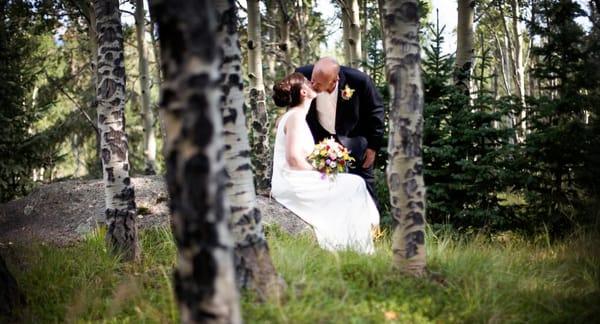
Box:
[247,0,271,195]
[455,0,475,94]
[277,0,293,72]
[339,0,363,69]
[133,0,157,174]
[95,0,139,261]
[382,0,427,276]
[215,0,284,300]
[150,0,241,322]
[87,0,103,180]
[506,0,527,141]
[146,4,167,145]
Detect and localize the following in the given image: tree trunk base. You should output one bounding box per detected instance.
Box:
[235,241,286,302]
[106,208,140,262]
[0,255,25,317]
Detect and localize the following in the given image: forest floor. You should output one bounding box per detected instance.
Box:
[2,225,599,323]
[0,175,309,247]
[1,177,599,323]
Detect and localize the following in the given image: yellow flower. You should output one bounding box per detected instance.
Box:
[341,84,355,100]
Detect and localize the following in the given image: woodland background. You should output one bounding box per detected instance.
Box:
[1,0,599,322]
[2,0,600,236]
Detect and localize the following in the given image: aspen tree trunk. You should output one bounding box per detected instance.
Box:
[340,0,363,69]
[510,0,527,140]
[150,0,242,322]
[455,0,475,95]
[349,0,362,69]
[278,0,293,72]
[382,0,427,277]
[295,0,309,64]
[88,2,103,183]
[377,0,388,76]
[360,0,368,61]
[266,0,278,79]
[95,0,139,261]
[247,0,272,195]
[215,0,284,300]
[147,15,167,145]
[342,9,352,64]
[133,0,157,174]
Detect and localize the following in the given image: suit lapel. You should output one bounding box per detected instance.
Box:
[335,69,347,134]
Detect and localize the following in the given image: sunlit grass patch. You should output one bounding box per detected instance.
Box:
[5,224,599,323]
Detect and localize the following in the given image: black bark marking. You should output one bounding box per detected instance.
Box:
[231,206,247,214]
[101,148,111,164]
[106,167,115,182]
[104,128,127,161]
[113,66,125,78]
[161,88,177,107]
[223,107,237,125]
[405,211,424,230]
[188,93,214,147]
[408,84,420,112]
[99,27,117,44]
[105,206,137,260]
[398,118,421,158]
[398,2,419,23]
[404,230,424,258]
[403,178,418,198]
[99,78,118,98]
[235,164,251,171]
[407,201,424,210]
[188,74,210,89]
[114,186,136,210]
[228,73,241,86]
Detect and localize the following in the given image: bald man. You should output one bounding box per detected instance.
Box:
[296,58,384,205]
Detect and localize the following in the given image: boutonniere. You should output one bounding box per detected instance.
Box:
[341,84,355,100]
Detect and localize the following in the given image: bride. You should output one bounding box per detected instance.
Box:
[270,72,379,254]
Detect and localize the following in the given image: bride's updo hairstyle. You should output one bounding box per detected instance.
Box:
[272,72,307,108]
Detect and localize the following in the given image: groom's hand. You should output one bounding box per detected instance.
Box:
[362,148,376,169]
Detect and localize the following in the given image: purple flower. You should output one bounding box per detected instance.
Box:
[325,159,331,165]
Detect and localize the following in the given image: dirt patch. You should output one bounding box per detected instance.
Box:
[0,176,310,246]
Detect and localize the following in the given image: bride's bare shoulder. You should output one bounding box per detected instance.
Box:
[283,110,303,133]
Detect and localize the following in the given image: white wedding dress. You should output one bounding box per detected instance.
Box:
[271,111,380,254]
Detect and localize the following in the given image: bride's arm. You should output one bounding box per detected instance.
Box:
[284,113,314,170]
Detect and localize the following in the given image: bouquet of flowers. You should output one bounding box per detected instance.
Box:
[307,137,355,179]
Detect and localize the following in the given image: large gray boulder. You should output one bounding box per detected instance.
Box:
[0,176,312,246]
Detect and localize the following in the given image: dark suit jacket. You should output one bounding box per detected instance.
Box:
[295,65,385,160]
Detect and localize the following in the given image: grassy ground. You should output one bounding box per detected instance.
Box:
[4,225,599,323]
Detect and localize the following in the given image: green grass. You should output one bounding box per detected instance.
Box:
[4,225,599,323]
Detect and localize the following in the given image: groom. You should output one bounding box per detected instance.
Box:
[296,57,384,205]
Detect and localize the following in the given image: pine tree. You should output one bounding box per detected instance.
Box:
[524,0,598,235]
[423,13,520,231]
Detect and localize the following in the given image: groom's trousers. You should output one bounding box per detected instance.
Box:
[337,135,379,210]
